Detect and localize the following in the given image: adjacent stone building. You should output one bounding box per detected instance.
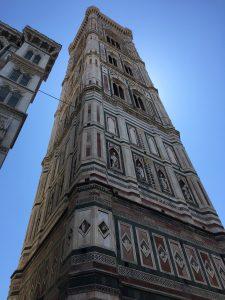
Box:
[8,7,225,299]
[0,21,61,168]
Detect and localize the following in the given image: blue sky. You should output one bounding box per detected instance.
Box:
[1,0,225,298]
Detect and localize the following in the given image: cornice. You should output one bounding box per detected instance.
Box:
[23,26,61,51]
[69,6,133,53]
[11,52,45,78]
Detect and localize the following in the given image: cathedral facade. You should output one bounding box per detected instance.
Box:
[8,7,225,300]
[0,21,61,168]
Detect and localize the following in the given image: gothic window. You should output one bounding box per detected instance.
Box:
[118,85,124,99]
[7,91,21,108]
[165,144,178,165]
[133,93,146,111]
[147,135,158,155]
[128,126,138,145]
[24,50,33,60]
[157,169,170,193]
[113,82,124,99]
[135,158,146,181]
[109,147,120,169]
[19,74,31,86]
[116,41,120,49]
[0,86,10,102]
[124,64,133,76]
[106,35,120,49]
[179,179,194,203]
[106,115,117,135]
[33,54,41,64]
[108,54,117,67]
[9,69,22,82]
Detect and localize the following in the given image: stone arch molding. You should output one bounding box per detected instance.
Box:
[110,71,126,85]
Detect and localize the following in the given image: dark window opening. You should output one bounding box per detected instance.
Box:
[0,86,10,102]
[24,50,33,60]
[33,54,41,64]
[9,69,22,82]
[19,74,31,86]
[7,92,21,108]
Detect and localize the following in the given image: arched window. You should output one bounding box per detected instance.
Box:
[113,82,119,97]
[138,97,145,111]
[108,55,113,64]
[9,69,22,82]
[7,91,21,108]
[106,35,120,49]
[115,41,120,49]
[113,82,125,100]
[33,54,41,64]
[125,65,133,76]
[107,116,116,134]
[108,55,117,67]
[129,126,138,145]
[118,85,124,99]
[19,74,31,86]
[133,93,145,111]
[109,148,120,169]
[24,50,33,60]
[113,57,117,67]
[0,86,10,102]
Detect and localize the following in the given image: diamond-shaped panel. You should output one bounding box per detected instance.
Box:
[174,251,184,269]
[78,219,91,237]
[98,221,110,239]
[122,233,132,252]
[140,240,150,257]
[158,245,168,263]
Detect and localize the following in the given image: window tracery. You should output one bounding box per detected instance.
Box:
[133,92,146,111]
[106,35,120,49]
[113,81,125,99]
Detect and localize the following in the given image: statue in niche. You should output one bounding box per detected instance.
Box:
[158,170,169,192]
[109,148,120,169]
[136,160,145,180]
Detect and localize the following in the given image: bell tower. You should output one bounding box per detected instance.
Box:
[9,7,225,300]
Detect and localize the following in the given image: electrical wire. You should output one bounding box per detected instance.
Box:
[38,89,76,109]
